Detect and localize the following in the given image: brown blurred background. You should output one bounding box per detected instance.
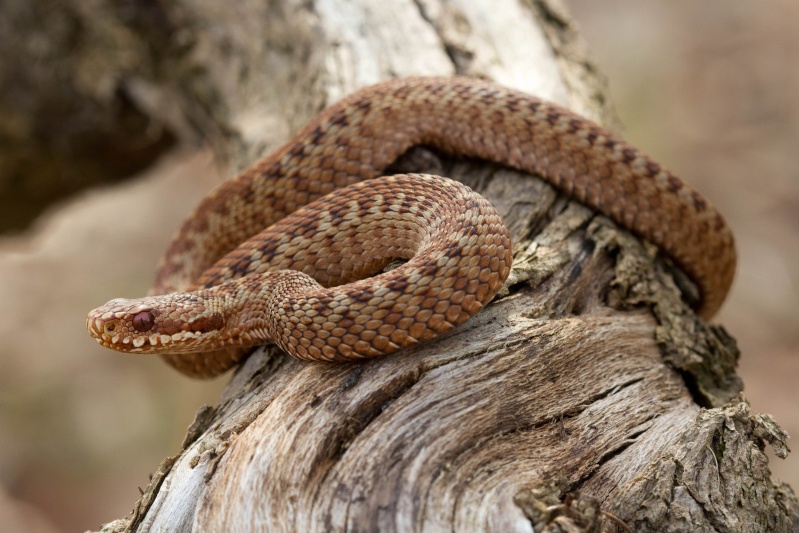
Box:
[0,1,797,531]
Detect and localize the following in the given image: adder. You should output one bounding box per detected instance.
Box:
[86,77,736,378]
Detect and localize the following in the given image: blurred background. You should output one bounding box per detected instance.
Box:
[0,1,797,531]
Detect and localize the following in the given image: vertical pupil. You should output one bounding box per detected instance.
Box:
[133,311,154,332]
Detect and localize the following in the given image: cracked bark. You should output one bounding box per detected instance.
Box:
[57,0,798,531]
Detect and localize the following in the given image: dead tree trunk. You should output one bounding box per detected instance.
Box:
[61,0,797,531]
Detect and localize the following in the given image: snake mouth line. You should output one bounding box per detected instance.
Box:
[87,315,206,352]
[92,332,204,352]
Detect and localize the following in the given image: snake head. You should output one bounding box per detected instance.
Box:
[86,294,226,353]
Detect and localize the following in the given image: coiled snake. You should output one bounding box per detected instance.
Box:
[86,77,736,379]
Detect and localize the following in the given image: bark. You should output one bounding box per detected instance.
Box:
[38,0,795,531]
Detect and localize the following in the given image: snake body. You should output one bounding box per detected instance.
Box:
[86,77,736,378]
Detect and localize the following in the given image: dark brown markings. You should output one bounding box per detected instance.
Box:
[452,83,473,97]
[241,181,256,203]
[504,94,522,112]
[393,205,413,218]
[666,175,683,193]
[423,81,447,96]
[545,110,561,126]
[387,277,409,293]
[255,239,281,263]
[480,90,497,105]
[307,125,327,145]
[352,288,374,304]
[692,191,707,212]
[397,82,416,97]
[621,148,637,165]
[328,109,351,128]
[288,143,307,158]
[416,262,441,277]
[326,199,352,226]
[353,98,373,113]
[714,214,726,232]
[443,242,465,259]
[189,313,224,333]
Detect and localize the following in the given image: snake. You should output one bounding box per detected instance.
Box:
[86,76,736,379]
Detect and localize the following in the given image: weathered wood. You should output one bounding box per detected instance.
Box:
[80,0,797,531]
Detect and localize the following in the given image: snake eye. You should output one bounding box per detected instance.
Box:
[132,311,155,332]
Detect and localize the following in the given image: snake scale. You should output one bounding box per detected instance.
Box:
[86,77,736,378]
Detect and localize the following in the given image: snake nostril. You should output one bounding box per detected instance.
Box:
[133,311,155,332]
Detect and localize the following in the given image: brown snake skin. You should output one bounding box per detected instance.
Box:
[86,77,736,378]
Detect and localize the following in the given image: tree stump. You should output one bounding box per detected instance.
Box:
[62,0,797,531]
